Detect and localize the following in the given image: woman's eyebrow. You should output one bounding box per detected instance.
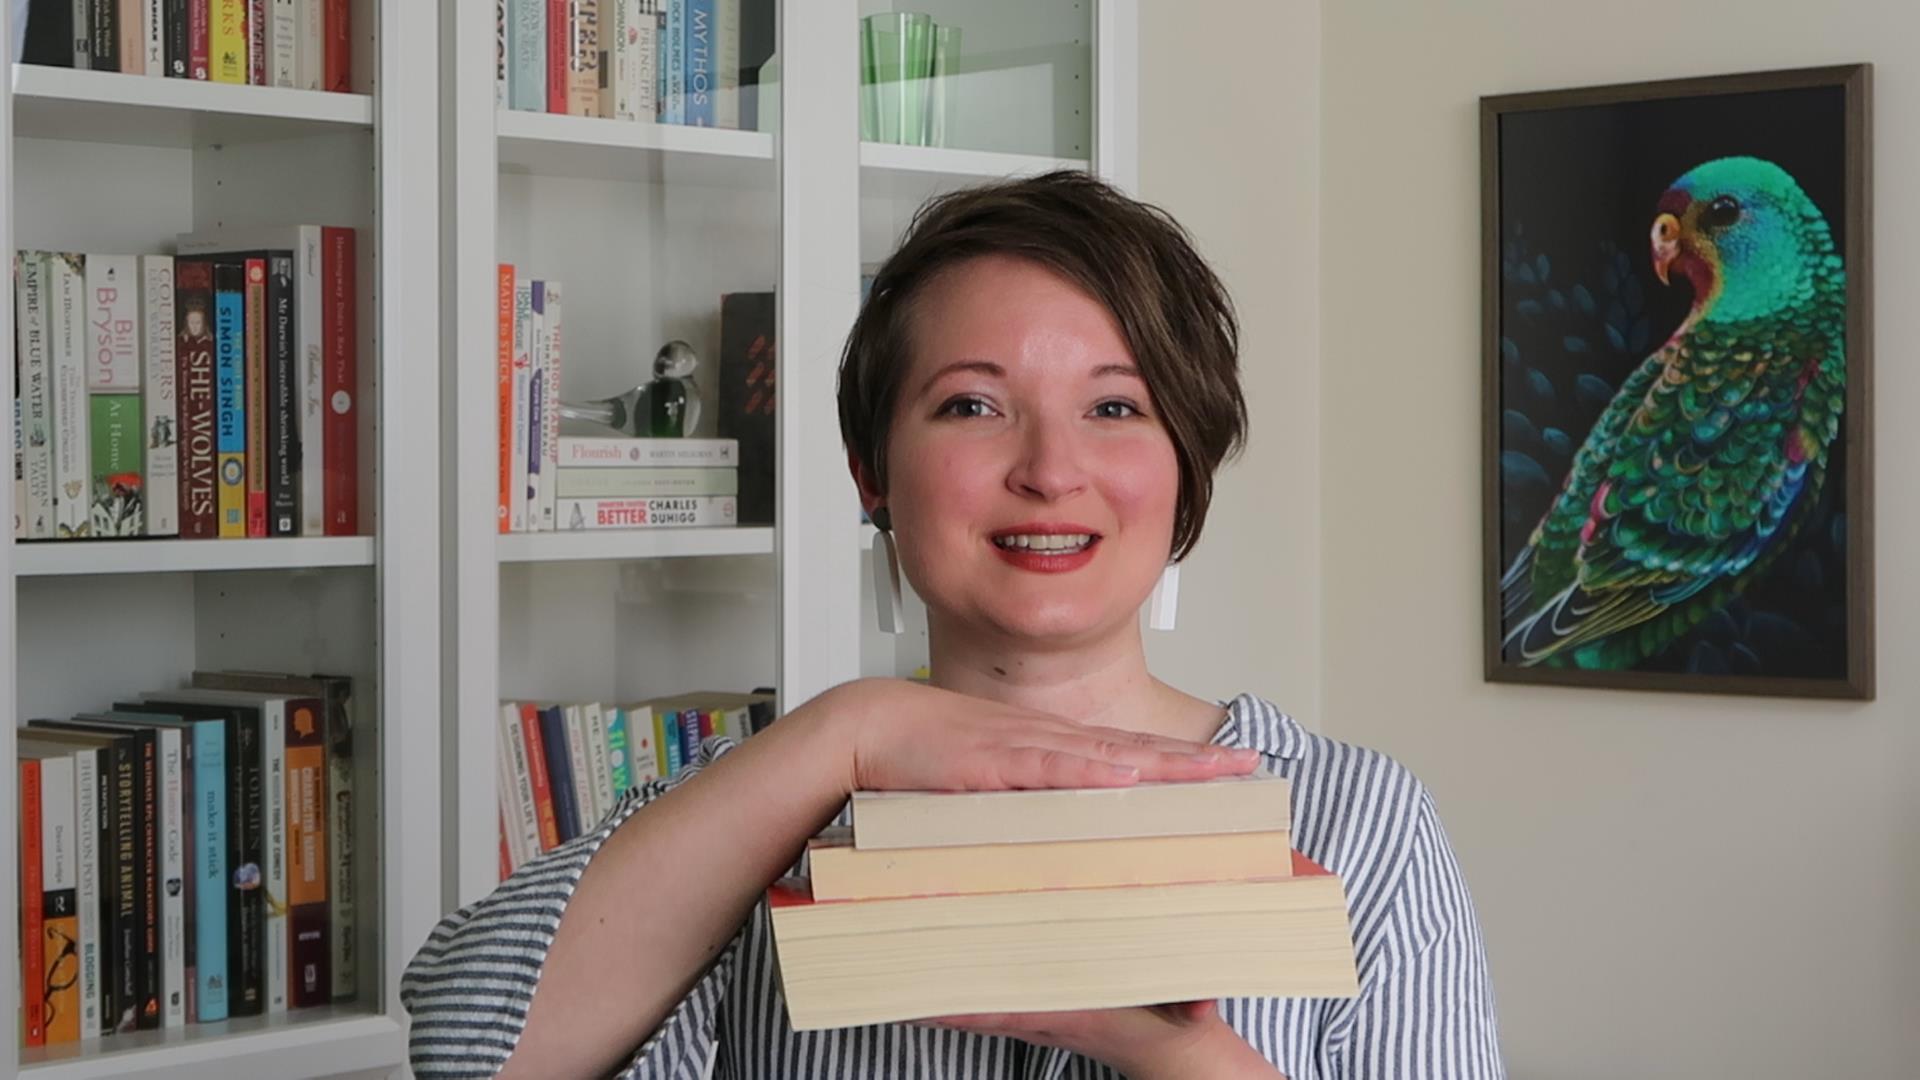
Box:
[918,359,1004,396]
[1091,363,1143,380]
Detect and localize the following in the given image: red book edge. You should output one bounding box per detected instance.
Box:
[189,0,210,79]
[546,0,568,113]
[520,703,561,852]
[247,0,266,85]
[769,851,1334,909]
[175,260,219,539]
[324,0,349,92]
[21,760,46,1046]
[499,808,514,881]
[320,227,356,535]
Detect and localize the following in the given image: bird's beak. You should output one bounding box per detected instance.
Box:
[1650,212,1682,286]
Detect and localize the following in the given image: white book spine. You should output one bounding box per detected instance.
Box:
[556,436,738,467]
[141,255,180,536]
[538,280,561,531]
[73,749,102,1039]
[297,0,323,89]
[72,0,90,67]
[525,286,545,530]
[582,702,612,822]
[145,0,164,77]
[615,0,657,120]
[499,705,542,857]
[16,253,55,539]
[495,0,509,106]
[50,254,92,538]
[558,495,738,530]
[563,705,594,831]
[40,759,77,1034]
[715,0,738,128]
[510,283,533,532]
[84,254,141,391]
[155,728,186,1027]
[271,0,298,86]
[264,702,289,1014]
[624,706,659,784]
[295,228,326,536]
[494,724,525,872]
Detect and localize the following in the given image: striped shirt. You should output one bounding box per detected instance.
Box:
[402,694,1505,1078]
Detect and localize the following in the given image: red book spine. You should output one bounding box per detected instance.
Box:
[247,0,266,84]
[324,0,349,91]
[321,228,357,535]
[21,760,46,1048]
[244,259,269,538]
[176,260,220,538]
[519,704,561,852]
[190,0,211,78]
[546,0,568,112]
[498,809,514,880]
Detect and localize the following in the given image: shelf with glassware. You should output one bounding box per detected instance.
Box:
[4,1,444,1077]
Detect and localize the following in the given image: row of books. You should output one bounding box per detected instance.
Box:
[11,231,360,542]
[496,691,771,877]
[18,0,352,90]
[17,670,357,1049]
[771,775,1361,1030]
[495,0,762,129]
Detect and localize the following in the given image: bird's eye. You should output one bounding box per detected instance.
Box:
[1701,195,1742,229]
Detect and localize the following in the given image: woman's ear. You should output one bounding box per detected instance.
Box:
[847,448,884,516]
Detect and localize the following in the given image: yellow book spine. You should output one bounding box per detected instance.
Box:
[212,0,249,84]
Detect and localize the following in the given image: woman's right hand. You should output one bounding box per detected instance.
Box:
[805,677,1260,796]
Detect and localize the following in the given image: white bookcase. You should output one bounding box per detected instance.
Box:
[0,0,444,1077]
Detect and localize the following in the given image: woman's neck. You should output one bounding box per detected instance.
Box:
[924,618,1223,743]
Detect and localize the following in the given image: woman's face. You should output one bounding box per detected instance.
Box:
[873,254,1180,647]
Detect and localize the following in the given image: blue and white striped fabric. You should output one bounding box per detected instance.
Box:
[402,693,1505,1078]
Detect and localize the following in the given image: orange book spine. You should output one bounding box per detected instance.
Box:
[498,809,514,881]
[20,760,46,1048]
[519,704,561,851]
[496,265,514,533]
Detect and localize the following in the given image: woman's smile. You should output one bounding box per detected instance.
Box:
[988,522,1103,571]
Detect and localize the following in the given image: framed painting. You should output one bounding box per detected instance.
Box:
[1481,65,1872,699]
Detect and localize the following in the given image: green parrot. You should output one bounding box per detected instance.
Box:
[1501,156,1846,670]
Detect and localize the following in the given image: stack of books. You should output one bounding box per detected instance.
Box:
[18,0,354,90]
[770,775,1359,1031]
[16,671,358,1049]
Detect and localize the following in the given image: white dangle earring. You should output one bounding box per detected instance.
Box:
[870,506,906,635]
[1148,562,1181,632]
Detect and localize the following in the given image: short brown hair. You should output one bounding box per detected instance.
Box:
[837,170,1248,562]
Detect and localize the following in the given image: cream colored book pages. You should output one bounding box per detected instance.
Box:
[771,875,1357,1031]
[850,774,1291,850]
[808,827,1293,901]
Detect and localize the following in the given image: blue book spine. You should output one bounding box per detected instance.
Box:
[684,0,714,126]
[509,0,547,111]
[664,0,684,123]
[660,709,682,777]
[678,708,702,770]
[214,272,245,533]
[606,708,631,796]
[193,719,229,1021]
[539,706,580,841]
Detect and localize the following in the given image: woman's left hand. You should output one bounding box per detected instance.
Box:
[923,1001,1285,1079]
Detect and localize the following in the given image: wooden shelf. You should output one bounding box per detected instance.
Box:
[19,1007,401,1080]
[9,64,373,148]
[496,109,774,185]
[498,526,775,564]
[14,538,376,577]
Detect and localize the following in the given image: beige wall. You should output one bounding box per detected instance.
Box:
[1318,2,1919,1077]
[1139,1,1324,720]
[1145,1,1919,1076]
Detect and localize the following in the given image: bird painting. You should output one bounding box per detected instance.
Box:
[1500,156,1846,672]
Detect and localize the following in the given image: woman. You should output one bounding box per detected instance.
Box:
[403,172,1504,1079]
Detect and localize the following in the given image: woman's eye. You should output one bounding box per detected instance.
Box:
[1091,400,1142,419]
[937,396,997,419]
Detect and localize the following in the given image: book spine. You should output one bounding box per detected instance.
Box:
[664,0,682,123]
[496,265,516,532]
[296,228,325,536]
[132,731,160,1030]
[555,466,737,499]
[175,732,195,1023]
[141,255,179,537]
[74,749,103,1038]
[562,705,594,829]
[524,283,544,531]
[546,0,567,112]
[714,0,736,128]
[227,708,264,1016]
[99,740,134,1033]
[566,0,601,116]
[210,0,243,81]
[189,0,209,77]
[119,0,143,72]
[677,708,701,772]
[50,255,92,538]
[266,253,298,535]
[89,0,116,70]
[15,253,55,539]
[247,0,266,83]
[495,0,508,106]
[323,679,354,1001]
[192,719,228,1020]
[321,227,356,534]
[499,705,541,864]
[605,706,629,797]
[243,258,268,538]
[510,282,534,532]
[556,436,737,467]
[683,0,711,126]
[21,760,46,1048]
[510,0,546,111]
[175,260,218,538]
[86,254,140,392]
[557,495,737,530]
[263,703,288,1014]
[212,262,246,538]
[494,720,526,873]
[71,0,92,68]
[154,729,185,1028]
[322,0,347,91]
[166,0,188,75]
[539,281,561,530]
[89,393,144,537]
[40,757,79,1044]
[625,706,659,784]
[615,0,657,121]
[656,708,680,777]
[295,0,320,89]
[144,0,164,74]
[269,0,295,85]
[539,706,580,842]
[518,703,561,851]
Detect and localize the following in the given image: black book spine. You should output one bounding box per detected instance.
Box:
[89,0,116,70]
[89,746,118,1032]
[108,738,140,1032]
[227,710,265,1016]
[165,0,189,76]
[132,730,161,1030]
[266,253,299,535]
[21,0,77,67]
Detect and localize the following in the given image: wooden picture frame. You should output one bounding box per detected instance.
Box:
[1481,64,1872,699]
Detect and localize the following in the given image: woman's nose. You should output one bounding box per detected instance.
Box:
[1005,416,1089,502]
